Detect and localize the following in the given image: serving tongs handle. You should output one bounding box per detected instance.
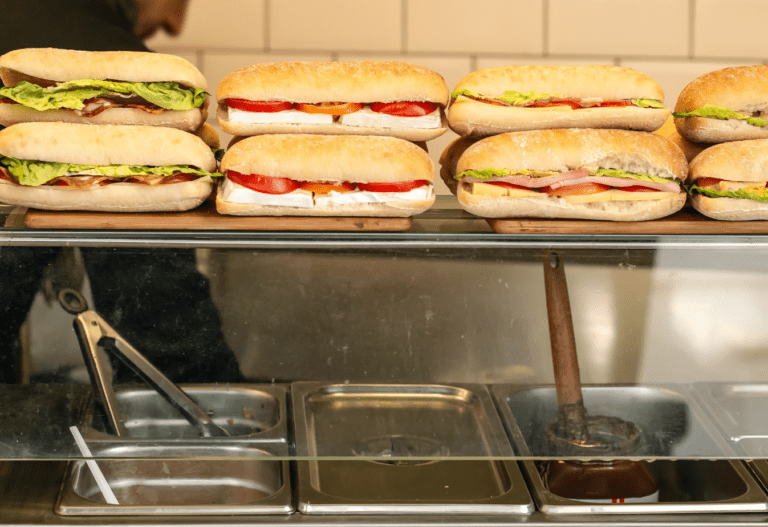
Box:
[59,288,229,439]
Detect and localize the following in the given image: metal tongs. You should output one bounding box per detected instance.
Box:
[58,288,229,438]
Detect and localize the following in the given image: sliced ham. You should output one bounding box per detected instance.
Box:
[464,169,588,188]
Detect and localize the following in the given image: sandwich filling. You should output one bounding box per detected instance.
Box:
[0,155,218,188]
[455,167,681,204]
[221,171,432,208]
[687,178,768,202]
[450,89,665,110]
[224,99,441,128]
[673,104,768,128]
[0,79,207,115]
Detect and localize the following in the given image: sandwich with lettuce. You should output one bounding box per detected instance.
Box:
[673,65,768,143]
[0,122,219,212]
[687,138,768,220]
[0,48,208,132]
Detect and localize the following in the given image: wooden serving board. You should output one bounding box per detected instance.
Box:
[23,203,413,232]
[487,210,768,235]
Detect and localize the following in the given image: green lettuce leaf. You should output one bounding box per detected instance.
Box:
[687,183,768,203]
[451,89,558,106]
[631,98,666,109]
[0,80,207,112]
[456,166,680,187]
[0,155,219,187]
[673,104,767,127]
[592,168,679,186]
[212,148,225,162]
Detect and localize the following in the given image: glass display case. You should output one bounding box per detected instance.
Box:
[2,197,768,525]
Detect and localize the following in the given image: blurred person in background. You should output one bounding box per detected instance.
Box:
[0,0,244,384]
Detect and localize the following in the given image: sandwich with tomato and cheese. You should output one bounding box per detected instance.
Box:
[444,128,687,221]
[216,61,449,141]
[673,65,768,143]
[0,122,218,211]
[687,139,768,220]
[448,65,669,138]
[0,48,208,132]
[217,134,435,217]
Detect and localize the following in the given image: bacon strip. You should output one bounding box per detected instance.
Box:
[74,97,166,117]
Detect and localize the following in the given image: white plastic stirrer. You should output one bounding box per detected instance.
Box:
[69,425,120,505]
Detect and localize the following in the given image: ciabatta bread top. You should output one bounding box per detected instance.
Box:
[675,65,768,113]
[0,122,216,171]
[453,65,664,101]
[0,48,207,89]
[221,134,434,184]
[689,138,768,183]
[217,61,449,106]
[456,128,687,182]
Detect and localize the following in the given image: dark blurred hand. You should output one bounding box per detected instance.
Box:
[134,0,190,39]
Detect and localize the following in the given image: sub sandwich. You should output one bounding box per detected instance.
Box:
[0,122,218,211]
[217,134,435,217]
[687,139,768,220]
[216,61,450,141]
[444,128,687,221]
[0,48,208,132]
[673,65,768,143]
[448,65,669,137]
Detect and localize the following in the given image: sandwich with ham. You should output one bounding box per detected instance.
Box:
[444,128,687,221]
[0,48,208,132]
[217,134,435,217]
[0,122,218,211]
[673,65,768,143]
[216,61,449,141]
[448,65,669,138]
[687,139,768,220]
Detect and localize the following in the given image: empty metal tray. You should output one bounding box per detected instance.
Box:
[55,444,293,515]
[292,382,533,515]
[81,384,287,450]
[492,384,768,514]
[692,382,768,492]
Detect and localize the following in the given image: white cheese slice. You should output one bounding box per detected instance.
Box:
[563,189,680,204]
[220,178,314,207]
[227,107,334,125]
[315,186,433,206]
[340,107,441,129]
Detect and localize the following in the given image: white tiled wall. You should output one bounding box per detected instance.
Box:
[147,0,768,194]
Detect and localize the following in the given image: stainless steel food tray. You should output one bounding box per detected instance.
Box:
[492,384,768,514]
[80,384,288,451]
[692,382,768,492]
[55,444,293,515]
[292,382,533,515]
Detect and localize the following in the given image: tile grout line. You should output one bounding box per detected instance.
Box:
[688,0,695,59]
[264,0,271,52]
[401,0,408,54]
[542,0,549,57]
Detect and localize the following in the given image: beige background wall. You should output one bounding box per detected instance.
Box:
[148,0,765,194]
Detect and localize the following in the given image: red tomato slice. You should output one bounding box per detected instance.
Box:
[0,170,14,182]
[597,100,634,107]
[544,182,611,196]
[0,98,16,104]
[489,182,537,191]
[357,180,429,192]
[296,102,363,115]
[696,177,722,188]
[299,182,356,193]
[161,173,198,185]
[370,101,437,117]
[530,99,581,110]
[227,171,300,194]
[619,185,659,192]
[226,99,295,113]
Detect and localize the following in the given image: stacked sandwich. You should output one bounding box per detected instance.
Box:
[0,48,219,212]
[441,65,689,221]
[674,66,768,220]
[214,61,450,217]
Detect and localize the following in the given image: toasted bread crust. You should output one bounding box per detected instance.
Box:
[674,115,768,143]
[454,65,665,100]
[456,129,688,182]
[0,104,206,132]
[689,138,768,183]
[0,48,207,89]
[654,116,709,162]
[0,176,212,212]
[221,134,434,184]
[0,122,216,171]
[448,98,669,137]
[691,194,768,221]
[216,61,449,105]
